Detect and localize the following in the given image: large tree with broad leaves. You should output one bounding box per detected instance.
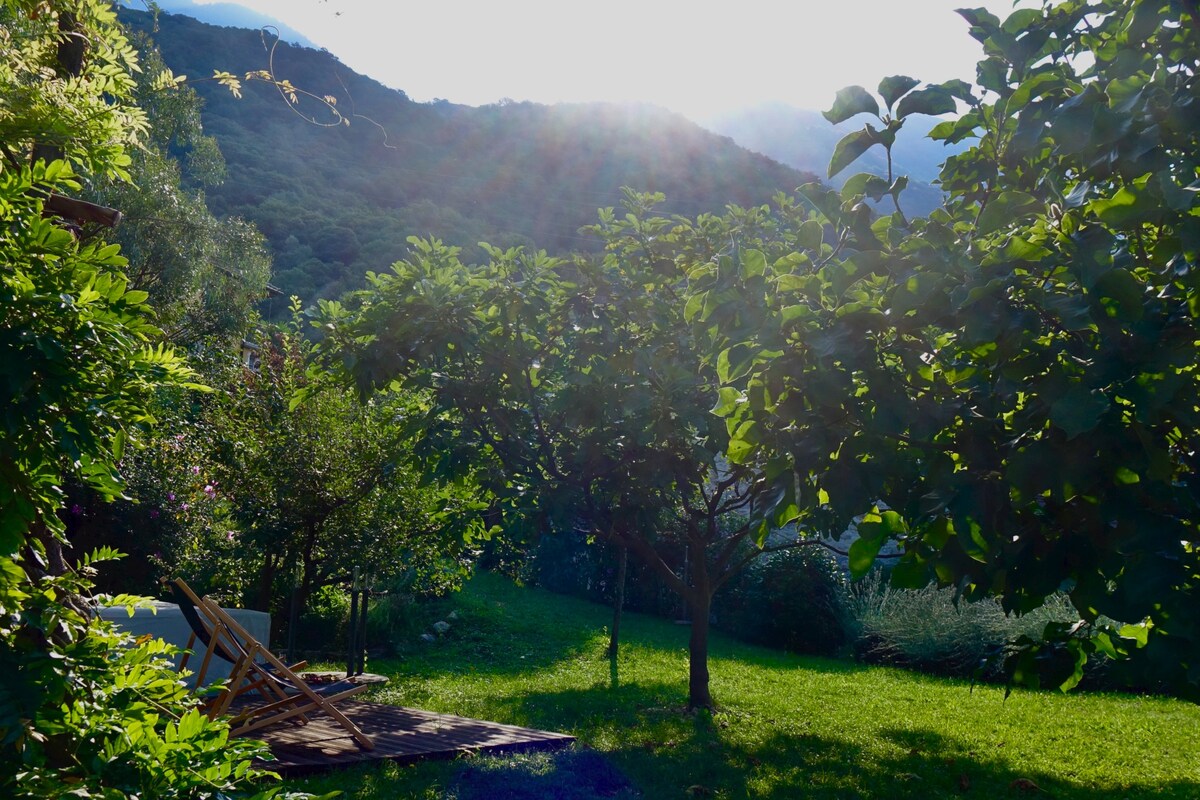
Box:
[316,191,846,710]
[700,0,1200,698]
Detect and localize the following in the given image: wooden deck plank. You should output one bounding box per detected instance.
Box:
[248,700,574,774]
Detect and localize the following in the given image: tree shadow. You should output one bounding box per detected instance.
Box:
[484,683,1200,800]
[448,749,639,800]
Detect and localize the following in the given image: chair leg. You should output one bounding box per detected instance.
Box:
[210,642,258,719]
[180,632,196,674]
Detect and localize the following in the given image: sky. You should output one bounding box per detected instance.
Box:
[191,0,1030,121]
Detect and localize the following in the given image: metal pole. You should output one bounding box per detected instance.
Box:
[346,566,360,676]
[355,573,370,675]
[286,565,300,663]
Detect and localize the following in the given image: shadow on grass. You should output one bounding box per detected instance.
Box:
[379,620,885,688]
[488,682,1200,800]
[286,676,1200,800]
[448,749,639,800]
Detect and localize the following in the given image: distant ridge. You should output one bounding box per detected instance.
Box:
[700,103,969,217]
[120,9,817,305]
[147,0,316,48]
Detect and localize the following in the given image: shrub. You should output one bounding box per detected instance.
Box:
[847,573,1079,678]
[714,547,850,657]
[0,551,291,799]
[532,530,683,620]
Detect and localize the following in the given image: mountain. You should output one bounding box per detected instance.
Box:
[147,0,315,47]
[120,10,816,305]
[701,103,970,217]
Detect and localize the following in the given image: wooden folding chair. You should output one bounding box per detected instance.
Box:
[196,594,379,750]
[172,579,300,711]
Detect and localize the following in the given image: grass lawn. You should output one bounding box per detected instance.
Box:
[285,573,1200,799]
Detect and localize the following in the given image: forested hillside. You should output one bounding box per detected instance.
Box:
[121,10,814,304]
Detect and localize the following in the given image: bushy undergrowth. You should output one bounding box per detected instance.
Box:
[714,548,850,656]
[0,552,293,800]
[289,569,466,660]
[532,530,682,619]
[848,571,1079,678]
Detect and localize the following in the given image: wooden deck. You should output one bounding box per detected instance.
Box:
[252,700,575,774]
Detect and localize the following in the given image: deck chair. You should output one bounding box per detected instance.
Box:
[172,580,302,709]
[183,586,379,750]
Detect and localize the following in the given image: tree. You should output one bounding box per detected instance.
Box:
[315,192,842,709]
[0,3,310,796]
[178,308,479,625]
[87,39,272,347]
[704,0,1200,698]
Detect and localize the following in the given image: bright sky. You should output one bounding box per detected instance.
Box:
[194,0,1030,120]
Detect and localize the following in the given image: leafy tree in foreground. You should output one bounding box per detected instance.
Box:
[0,3,316,796]
[705,0,1200,697]
[316,193,835,709]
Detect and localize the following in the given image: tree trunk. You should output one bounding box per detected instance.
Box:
[257,555,278,611]
[607,543,628,659]
[31,11,85,167]
[687,590,714,710]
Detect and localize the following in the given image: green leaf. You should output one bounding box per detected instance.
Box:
[890,555,929,589]
[828,127,881,179]
[981,235,1052,265]
[710,387,742,417]
[1002,7,1044,34]
[1093,268,1144,321]
[716,346,755,384]
[877,75,919,110]
[1113,467,1140,485]
[823,86,880,124]
[940,78,976,104]
[976,191,1041,233]
[1049,386,1108,439]
[1090,185,1155,226]
[797,219,824,252]
[1117,623,1150,648]
[957,7,1002,43]
[841,172,892,202]
[849,534,885,578]
[740,249,767,280]
[726,420,760,463]
[896,86,957,119]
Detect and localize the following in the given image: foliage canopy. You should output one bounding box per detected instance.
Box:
[0,3,314,797]
[702,0,1200,697]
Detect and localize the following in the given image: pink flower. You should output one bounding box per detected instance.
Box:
[167,492,175,501]
[180,502,189,511]
[192,465,201,475]
[203,484,216,499]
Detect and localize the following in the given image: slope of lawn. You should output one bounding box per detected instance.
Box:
[287,573,1200,799]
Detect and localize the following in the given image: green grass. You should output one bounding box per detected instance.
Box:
[286,573,1200,799]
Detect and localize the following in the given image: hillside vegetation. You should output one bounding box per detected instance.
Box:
[120,10,814,304]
